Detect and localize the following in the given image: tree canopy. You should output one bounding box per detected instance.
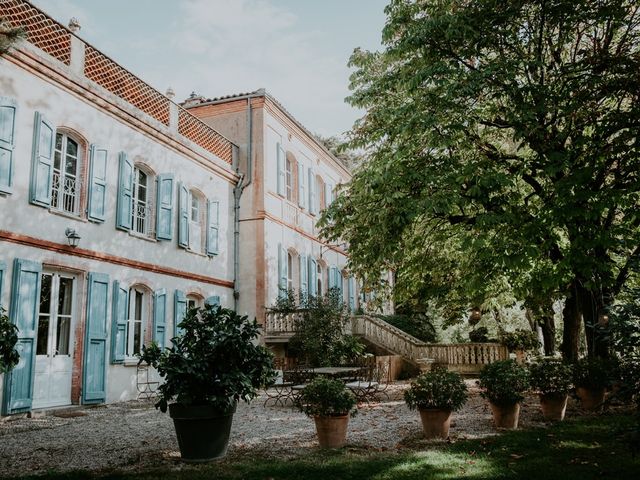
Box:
[320,0,640,360]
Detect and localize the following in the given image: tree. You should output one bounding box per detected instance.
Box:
[320,0,640,361]
[314,133,364,171]
[0,18,25,55]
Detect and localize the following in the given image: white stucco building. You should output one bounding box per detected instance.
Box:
[185,90,359,355]
[0,1,237,414]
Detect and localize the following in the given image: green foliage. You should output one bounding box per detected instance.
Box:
[375,313,437,342]
[0,18,25,55]
[138,305,275,413]
[479,360,530,406]
[499,329,541,352]
[288,289,365,367]
[572,357,611,390]
[468,327,489,343]
[296,377,357,418]
[529,358,573,395]
[320,0,640,355]
[612,357,640,408]
[608,289,640,358]
[0,307,19,374]
[269,288,299,314]
[404,368,468,411]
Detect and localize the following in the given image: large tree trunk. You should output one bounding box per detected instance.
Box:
[577,283,609,358]
[560,283,581,362]
[539,301,556,356]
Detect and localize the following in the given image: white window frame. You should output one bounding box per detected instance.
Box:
[51,132,82,215]
[317,262,323,296]
[287,252,293,291]
[131,167,153,237]
[126,287,146,358]
[186,294,203,311]
[285,158,293,201]
[188,190,204,253]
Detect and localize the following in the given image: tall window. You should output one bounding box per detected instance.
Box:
[189,190,204,253]
[37,273,74,357]
[317,263,323,296]
[287,252,293,291]
[285,158,293,201]
[126,287,146,357]
[132,167,150,235]
[51,132,81,214]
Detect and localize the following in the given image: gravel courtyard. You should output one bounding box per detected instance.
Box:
[0,381,571,478]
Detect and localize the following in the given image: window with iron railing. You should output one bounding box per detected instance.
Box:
[51,133,81,215]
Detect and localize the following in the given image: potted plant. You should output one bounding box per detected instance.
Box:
[404,368,468,439]
[139,304,275,462]
[529,358,573,421]
[479,360,529,429]
[0,307,20,374]
[297,376,357,448]
[499,329,541,363]
[573,357,610,411]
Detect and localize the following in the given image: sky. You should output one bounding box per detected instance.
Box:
[29,0,389,137]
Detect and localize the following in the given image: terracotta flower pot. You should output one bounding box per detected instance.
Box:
[514,349,526,365]
[489,402,520,429]
[313,415,349,448]
[418,408,452,439]
[576,386,606,411]
[539,393,568,421]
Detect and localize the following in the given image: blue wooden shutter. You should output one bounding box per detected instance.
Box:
[29,112,55,207]
[115,152,133,230]
[348,277,356,311]
[110,281,127,364]
[0,98,17,194]
[299,254,308,300]
[205,295,220,306]
[83,272,109,405]
[277,243,288,297]
[276,142,285,196]
[308,168,316,215]
[178,182,189,248]
[2,259,41,414]
[298,163,306,209]
[155,174,174,240]
[206,199,219,256]
[87,145,108,222]
[0,261,5,308]
[174,290,186,338]
[307,257,317,298]
[153,289,167,349]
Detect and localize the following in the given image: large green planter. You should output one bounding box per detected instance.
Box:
[169,403,235,462]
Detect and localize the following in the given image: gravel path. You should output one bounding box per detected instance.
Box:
[0,381,581,478]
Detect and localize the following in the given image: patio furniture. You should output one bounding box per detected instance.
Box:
[136,363,159,400]
[263,369,295,407]
[346,357,392,403]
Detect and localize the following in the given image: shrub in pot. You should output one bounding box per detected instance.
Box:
[529,359,573,421]
[0,308,20,374]
[499,329,541,363]
[404,368,468,439]
[139,304,275,462]
[573,357,610,411]
[297,376,357,448]
[479,360,529,429]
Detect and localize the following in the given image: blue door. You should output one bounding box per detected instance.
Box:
[2,259,42,415]
[82,272,109,404]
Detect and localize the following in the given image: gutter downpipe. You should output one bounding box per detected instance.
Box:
[233,93,256,311]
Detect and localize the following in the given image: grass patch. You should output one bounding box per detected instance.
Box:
[6,413,639,480]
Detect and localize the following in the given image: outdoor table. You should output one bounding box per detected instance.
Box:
[312,366,363,379]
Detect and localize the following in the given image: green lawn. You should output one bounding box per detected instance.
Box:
[9,413,639,480]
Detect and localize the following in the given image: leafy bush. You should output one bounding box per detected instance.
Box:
[499,329,540,352]
[288,289,364,367]
[529,358,573,395]
[573,357,611,390]
[469,327,489,343]
[404,368,468,411]
[479,360,530,406]
[375,313,437,343]
[297,377,357,417]
[612,357,640,407]
[0,307,19,374]
[139,304,275,413]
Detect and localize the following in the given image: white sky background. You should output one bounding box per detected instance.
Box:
[29,0,388,137]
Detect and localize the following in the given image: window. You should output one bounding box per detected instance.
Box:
[317,175,325,211]
[126,287,147,357]
[187,294,202,311]
[317,262,323,296]
[51,132,81,215]
[287,252,293,291]
[285,158,294,201]
[188,190,205,253]
[132,167,151,235]
[37,273,74,357]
